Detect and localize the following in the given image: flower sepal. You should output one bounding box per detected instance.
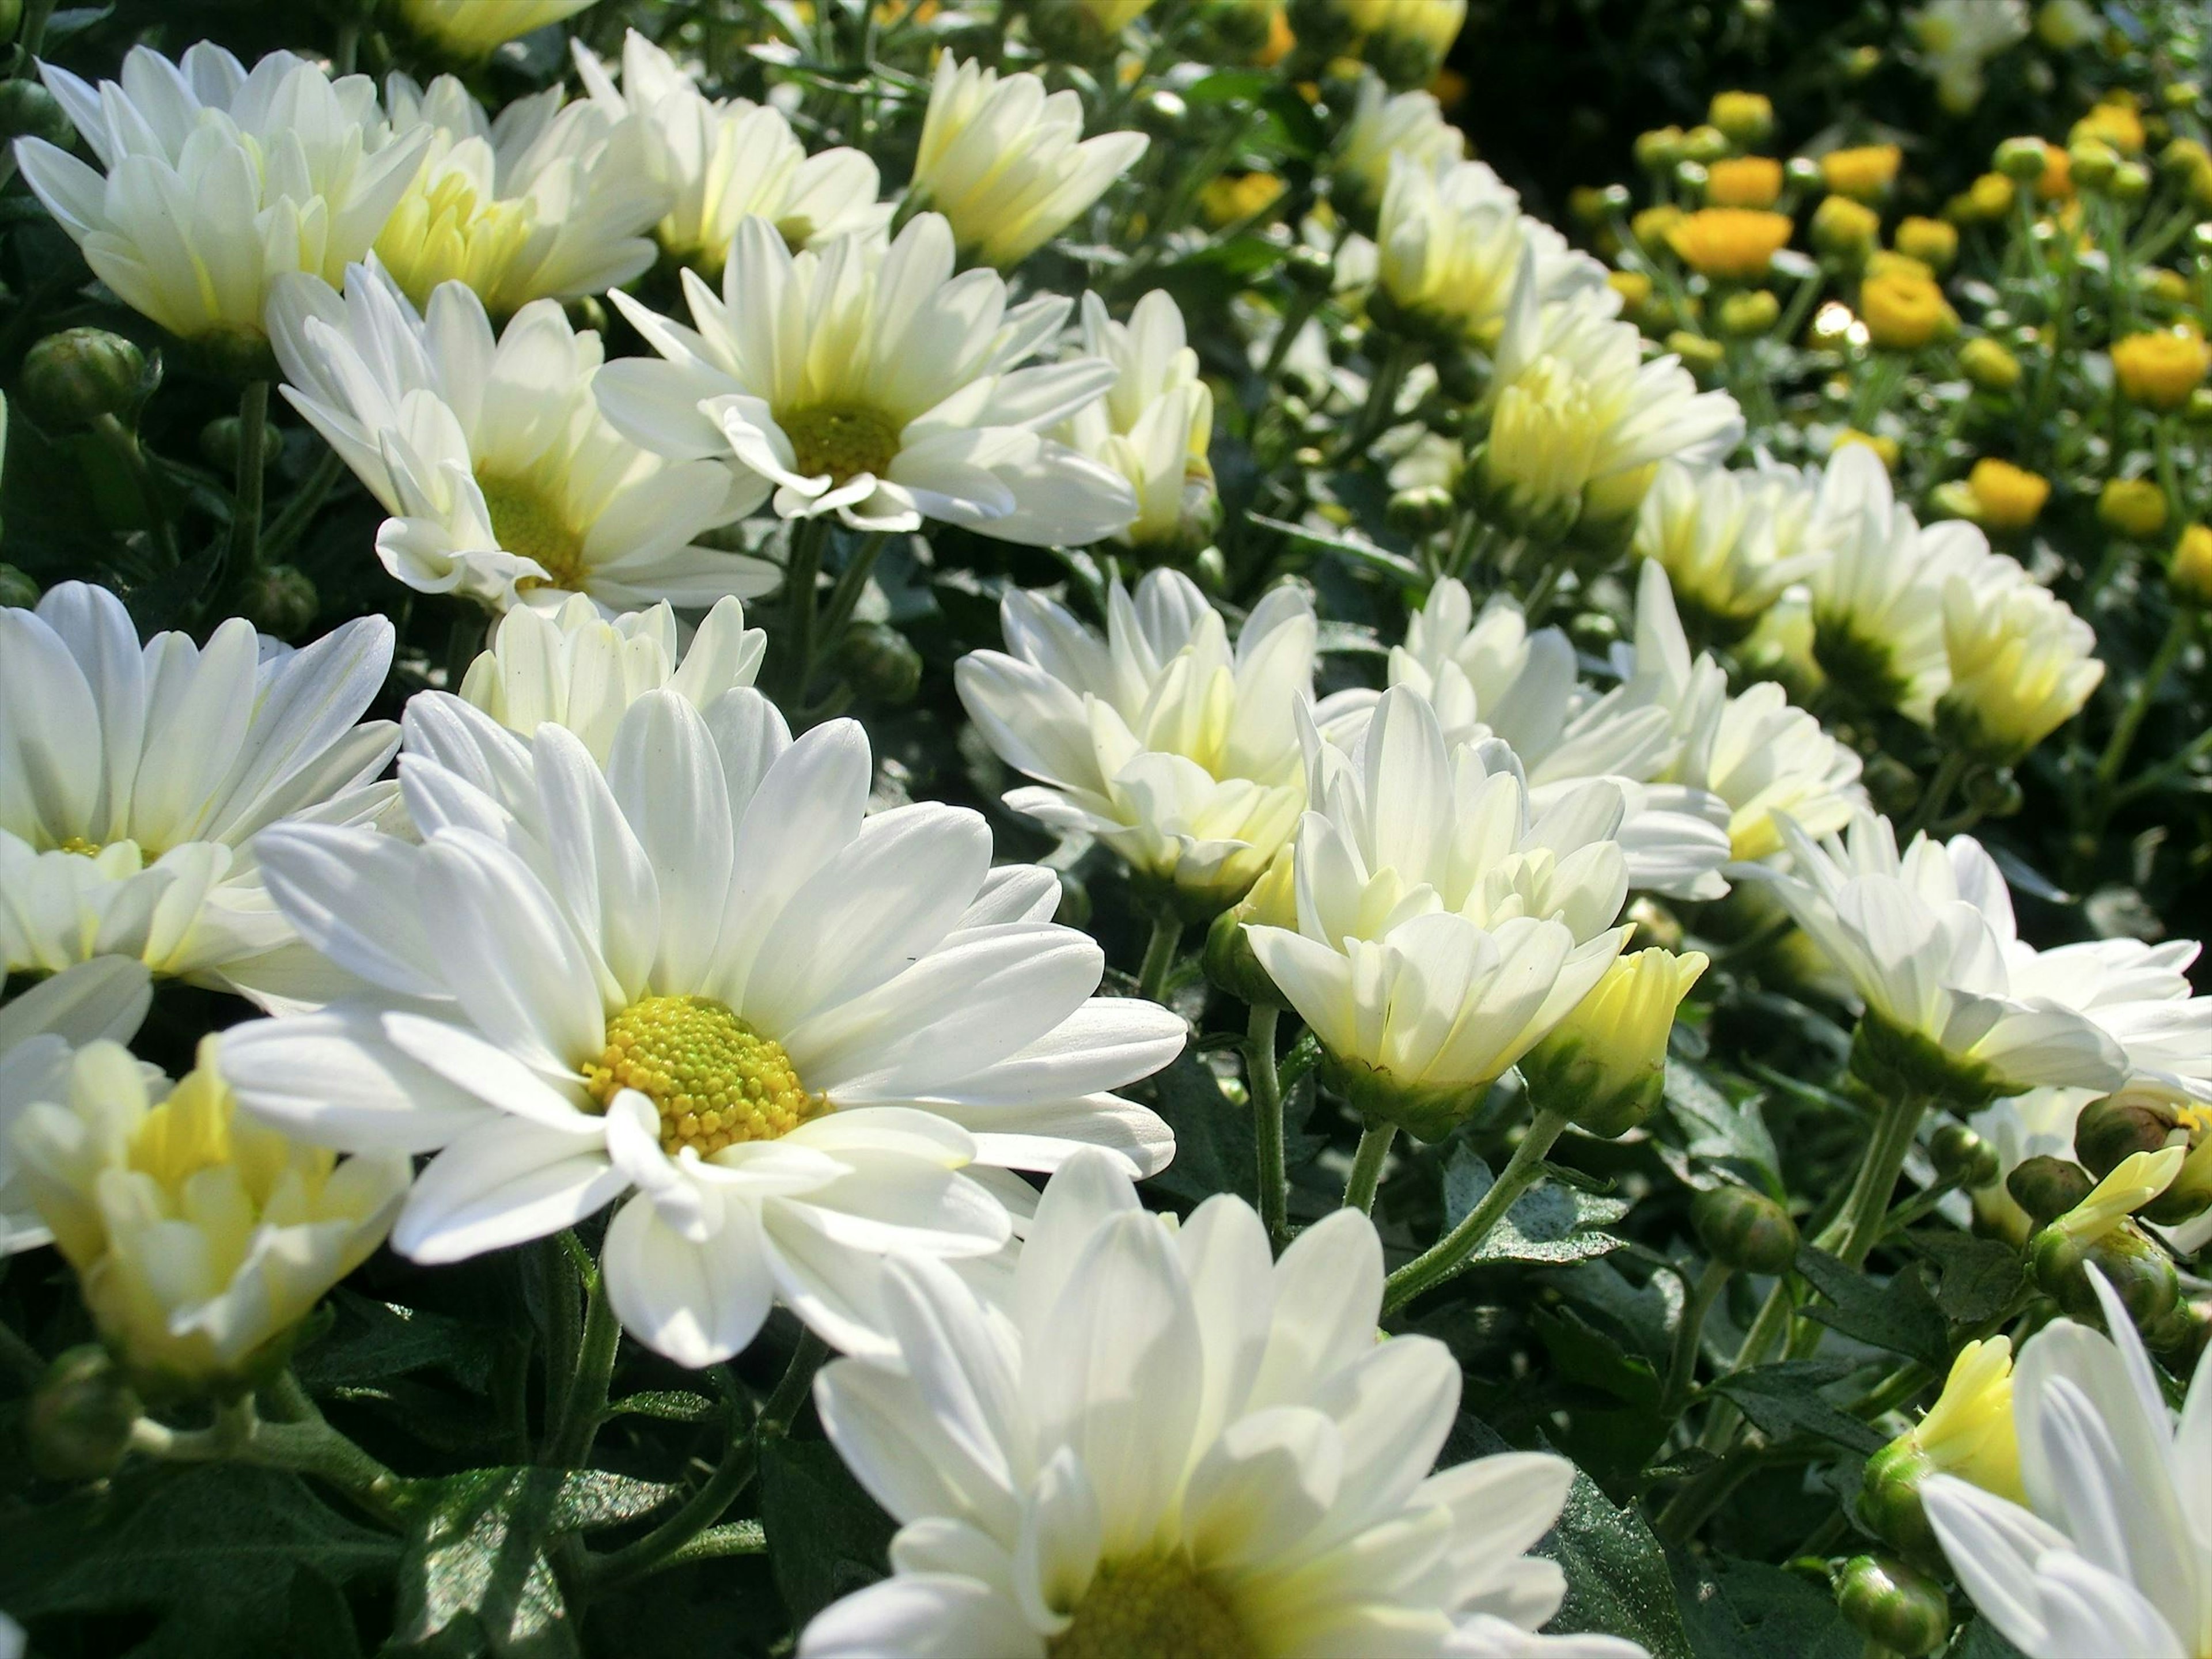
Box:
[1323,1049,1492,1142]
[1848,1012,2012,1111]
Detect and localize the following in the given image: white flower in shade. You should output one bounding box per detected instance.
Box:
[1908,0,2031,112]
[1248,687,1634,1138]
[956,570,1317,914]
[1631,457,1829,639]
[459,594,766,764]
[268,259,758,614]
[1057,292,1217,554]
[1746,810,2129,1102]
[1924,1274,2210,1659]
[0,957,151,1252]
[1937,555,2103,763]
[1476,264,1744,539]
[219,688,1186,1365]
[0,583,399,1006]
[1331,73,1467,221]
[1375,157,1608,347]
[596,215,1138,544]
[7,1037,408,1396]
[910,55,1149,268]
[374,71,667,313]
[570,30,887,271]
[11,44,427,348]
[802,1149,1643,1659]
[399,0,599,58]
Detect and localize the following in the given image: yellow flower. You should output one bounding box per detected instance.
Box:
[2071,97,2146,156]
[1956,171,2017,221]
[1889,1338,2026,1500]
[398,0,596,58]
[1863,249,1935,283]
[2162,138,2212,210]
[1820,143,1902,200]
[2112,329,2211,411]
[1959,337,2023,392]
[1709,90,1775,146]
[1608,268,1654,314]
[1966,458,2050,529]
[1200,170,1285,225]
[1810,193,1882,259]
[1632,202,1687,248]
[2044,1147,2186,1245]
[1833,427,1899,469]
[2172,522,2212,607]
[1521,948,1709,1137]
[1859,270,1953,350]
[1666,207,1793,280]
[2035,141,2073,199]
[1705,155,1785,209]
[1893,215,1959,271]
[2097,477,2168,539]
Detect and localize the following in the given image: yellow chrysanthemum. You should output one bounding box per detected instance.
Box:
[2112,329,2211,411]
[2173,523,2212,607]
[1860,270,1952,350]
[1967,459,2050,531]
[1810,193,1882,258]
[1821,143,1903,200]
[1706,155,1785,209]
[2071,98,2146,156]
[1894,215,1959,271]
[1667,207,1793,280]
[2097,478,2168,539]
[1709,90,1774,146]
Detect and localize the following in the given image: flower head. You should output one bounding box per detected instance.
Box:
[269,260,757,613]
[1937,556,2101,763]
[1521,946,1707,1136]
[1057,292,1217,554]
[1376,157,1608,346]
[1666,207,1792,279]
[1810,193,1883,260]
[12,44,427,348]
[398,0,597,57]
[597,215,1139,544]
[1863,1335,2024,1551]
[9,1037,407,1399]
[911,55,1147,268]
[1894,214,1959,271]
[2111,328,2210,411]
[1331,73,1465,223]
[1709,90,1774,146]
[1820,144,1903,200]
[1965,457,2050,530]
[0,959,152,1253]
[1338,0,1468,85]
[2097,478,2168,540]
[1705,156,1784,209]
[802,1150,1627,1659]
[1633,457,1828,638]
[1860,269,1953,350]
[1908,0,2029,112]
[2173,523,2212,607]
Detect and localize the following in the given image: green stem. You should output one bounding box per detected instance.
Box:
[1337,335,1412,463]
[226,380,270,585]
[538,1234,583,1438]
[816,530,888,649]
[1696,1273,1797,1453]
[2153,414,2191,523]
[1136,912,1184,1004]
[758,1328,830,1440]
[2096,609,2196,794]
[258,446,348,566]
[131,1378,408,1526]
[1662,1260,1733,1422]
[547,1264,622,1468]
[1382,1103,1574,1313]
[88,414,179,566]
[1260,286,1325,382]
[1342,1122,1396,1215]
[589,1432,760,1590]
[1818,1088,1928,1268]
[1247,1004,1288,1245]
[1902,750,1969,842]
[778,516,832,706]
[13,0,56,69]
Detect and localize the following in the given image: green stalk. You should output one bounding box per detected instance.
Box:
[1336,335,1413,463]
[1819,1088,1928,1269]
[1342,1122,1396,1215]
[778,516,833,706]
[130,1376,408,1527]
[1247,1003,1289,1245]
[1382,1102,1574,1312]
[226,380,270,585]
[1136,912,1184,1005]
[2096,609,2196,793]
[547,1262,621,1468]
[1662,1260,1733,1422]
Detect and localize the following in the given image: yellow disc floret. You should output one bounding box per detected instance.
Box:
[781,404,903,486]
[478,472,587,592]
[1048,1556,1256,1659]
[585,995,823,1157]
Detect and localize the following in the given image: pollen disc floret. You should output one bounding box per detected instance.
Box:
[477,475,588,593]
[584,994,821,1156]
[1049,1557,1255,1659]
[781,404,903,486]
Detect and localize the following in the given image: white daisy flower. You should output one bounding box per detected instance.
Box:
[0,957,152,1253]
[1924,1273,2210,1659]
[1936,554,2103,764]
[398,0,599,59]
[1331,71,1467,224]
[570,29,888,271]
[219,688,1187,1365]
[910,54,1149,270]
[1631,457,1830,641]
[1376,156,1608,348]
[0,583,399,1006]
[956,570,1317,915]
[374,70,668,313]
[802,1148,1645,1659]
[1057,292,1218,555]
[595,214,1138,544]
[268,259,760,614]
[11,44,427,350]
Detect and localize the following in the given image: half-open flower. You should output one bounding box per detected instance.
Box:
[0,959,152,1253]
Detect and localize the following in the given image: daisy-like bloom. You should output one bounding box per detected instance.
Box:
[570,31,887,272]
[12,44,427,352]
[596,215,1138,544]
[1248,687,1635,1139]
[268,259,759,614]
[0,957,151,1252]
[459,594,766,764]
[956,570,1317,916]
[1907,0,2029,112]
[219,688,1186,1366]
[373,71,668,313]
[397,0,598,58]
[1338,0,1469,86]
[1924,1274,2211,1659]
[1475,261,1743,542]
[1056,293,1217,555]
[1746,809,2128,1104]
[1936,555,2102,764]
[910,55,1148,269]
[801,1149,1642,1659]
[0,583,399,1006]
[1862,1335,2024,1552]
[2111,328,2211,413]
[1631,457,1828,641]
[1520,946,1707,1137]
[1330,72,1465,224]
[1665,207,1793,282]
[8,1037,408,1399]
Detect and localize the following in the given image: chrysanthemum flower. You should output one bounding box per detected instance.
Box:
[1633,457,1828,639]
[597,215,1138,544]
[1964,457,2050,531]
[1330,72,1465,223]
[801,1150,1637,1659]
[0,583,399,1005]
[220,689,1186,1365]
[1704,156,1784,209]
[268,259,759,613]
[397,0,597,58]
[0,958,151,1253]
[910,55,1147,269]
[2111,328,2211,412]
[1863,1336,2025,1551]
[956,570,1317,915]
[1336,0,1468,85]
[1665,207,1792,281]
[1819,143,1904,200]
[1860,269,1954,351]
[1056,292,1217,554]
[1521,946,1708,1136]
[570,30,887,272]
[1937,556,2102,763]
[1376,156,1608,346]
[374,71,667,313]
[12,44,427,352]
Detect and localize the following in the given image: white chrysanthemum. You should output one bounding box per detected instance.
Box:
[219,688,1187,1365]
[1332,72,1466,221]
[399,0,599,57]
[570,30,887,271]
[802,1150,1643,1659]
[0,957,151,1253]
[459,594,766,764]
[911,55,1148,268]
[1631,457,1828,638]
[0,584,399,1006]
[2005,935,2212,1103]
[1376,156,1608,347]
[268,259,759,614]
[1908,0,2031,112]
[956,570,1317,913]
[1925,1274,2210,1659]
[1058,292,1217,554]
[596,215,1138,543]
[1477,262,1744,538]
[1747,810,2130,1100]
[374,71,667,313]
[1937,555,2103,763]
[12,44,427,347]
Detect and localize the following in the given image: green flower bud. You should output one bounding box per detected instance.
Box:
[1959,336,2024,392]
[1860,1439,1941,1556]
[1784,156,1825,192]
[2110,160,2152,203]
[2074,1086,2184,1180]
[1283,242,1336,296]
[1717,289,1781,337]
[1995,135,2055,180]
[242,564,320,641]
[1835,1555,1951,1657]
[2031,1219,2179,1326]
[0,0,22,41]
[0,77,75,146]
[1386,484,1456,537]
[1525,948,1707,1137]
[0,563,38,609]
[1960,766,2022,820]
[1673,159,1710,195]
[1691,1184,1800,1274]
[19,328,150,429]
[835,621,923,705]
[199,414,283,475]
[1635,126,1688,172]
[1681,124,1732,165]
[1666,329,1726,375]
[2008,1154,2094,1225]
[1930,1121,2000,1188]
[1203,845,1296,1009]
[2067,137,2120,191]
[26,1345,142,1483]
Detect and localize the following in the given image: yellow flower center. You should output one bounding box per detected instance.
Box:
[1048,1557,1255,1659]
[55,836,104,857]
[479,472,588,593]
[584,995,824,1157]
[779,404,902,486]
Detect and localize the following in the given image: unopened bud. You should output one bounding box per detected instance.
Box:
[26,1346,142,1483]
[835,621,923,705]
[1386,484,1456,537]
[241,564,320,641]
[1930,1121,2000,1188]
[0,77,74,146]
[1995,135,2054,180]
[1835,1555,1951,1657]
[1635,126,1687,172]
[1959,335,2022,393]
[0,563,37,609]
[1681,124,1730,165]
[1691,1185,1799,1274]
[2067,137,2120,190]
[1282,242,1335,295]
[20,328,150,429]
[2031,1219,2179,1325]
[2096,477,2168,539]
[1717,289,1780,337]
[199,414,282,475]
[1666,329,1726,374]
[2074,1086,2184,1180]
[2007,1154,2093,1226]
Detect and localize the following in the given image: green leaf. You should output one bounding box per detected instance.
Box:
[295,1290,503,1392]
[1662,1065,1780,1188]
[1444,1146,1630,1266]
[1247,512,1426,583]
[1794,1247,1950,1366]
[1907,1230,2029,1330]
[1144,1047,1324,1207]
[759,1438,896,1627]
[602,1390,721,1425]
[1705,1361,1888,1455]
[1668,1551,1859,1659]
